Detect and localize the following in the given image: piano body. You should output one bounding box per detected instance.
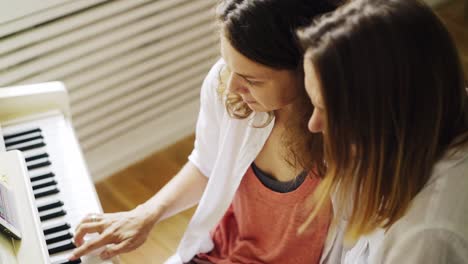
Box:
[0,82,117,264]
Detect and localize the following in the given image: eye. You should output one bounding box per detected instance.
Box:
[245,79,262,87]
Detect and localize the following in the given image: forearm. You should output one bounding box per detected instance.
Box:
[135,161,208,225]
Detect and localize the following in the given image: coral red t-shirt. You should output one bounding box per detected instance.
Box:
[197,166,332,264]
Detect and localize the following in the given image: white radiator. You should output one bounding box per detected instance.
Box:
[0,0,219,181]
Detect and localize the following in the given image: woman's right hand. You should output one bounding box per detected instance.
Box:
[68,162,208,261]
[69,205,161,261]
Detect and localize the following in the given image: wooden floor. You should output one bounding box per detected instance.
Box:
[95,135,196,263]
[95,1,468,263]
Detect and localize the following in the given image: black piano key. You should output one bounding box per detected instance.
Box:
[28,160,52,171]
[52,258,82,264]
[48,240,76,255]
[46,231,73,245]
[43,223,70,235]
[52,259,82,264]
[25,153,49,162]
[30,172,55,182]
[38,200,64,212]
[14,141,46,152]
[34,186,59,198]
[3,128,41,140]
[40,209,66,221]
[5,135,43,148]
[32,179,57,191]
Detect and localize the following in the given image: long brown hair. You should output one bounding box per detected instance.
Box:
[298,0,468,241]
[216,0,338,170]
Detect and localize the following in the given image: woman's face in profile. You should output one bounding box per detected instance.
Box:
[220,36,302,113]
[304,58,326,134]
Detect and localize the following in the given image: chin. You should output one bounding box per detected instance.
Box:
[248,105,267,112]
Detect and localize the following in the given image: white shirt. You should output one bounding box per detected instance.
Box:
[165,59,275,263]
[338,144,468,264]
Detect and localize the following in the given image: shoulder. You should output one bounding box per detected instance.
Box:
[374,148,468,263]
[199,58,226,120]
[375,227,468,263]
[389,146,468,234]
[201,58,225,99]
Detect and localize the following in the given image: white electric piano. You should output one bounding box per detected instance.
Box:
[0,82,117,264]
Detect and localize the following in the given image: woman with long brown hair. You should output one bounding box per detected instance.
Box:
[70,1,339,263]
[299,0,468,262]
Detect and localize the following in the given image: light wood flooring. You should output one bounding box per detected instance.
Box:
[95,135,196,263]
[95,1,468,263]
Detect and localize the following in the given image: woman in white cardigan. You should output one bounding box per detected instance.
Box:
[299,0,468,263]
[70,1,340,263]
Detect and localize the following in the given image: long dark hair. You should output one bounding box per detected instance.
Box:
[299,0,468,240]
[217,0,338,69]
[217,0,339,171]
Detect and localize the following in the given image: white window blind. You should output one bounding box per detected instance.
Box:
[0,0,219,181]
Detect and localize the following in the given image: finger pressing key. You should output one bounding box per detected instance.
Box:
[73,222,104,247]
[69,232,110,261]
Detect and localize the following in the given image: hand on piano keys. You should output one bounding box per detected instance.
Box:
[70,208,158,261]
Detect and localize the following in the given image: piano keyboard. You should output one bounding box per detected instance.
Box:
[2,112,111,264]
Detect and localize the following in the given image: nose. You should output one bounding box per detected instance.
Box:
[227,73,249,94]
[308,108,324,133]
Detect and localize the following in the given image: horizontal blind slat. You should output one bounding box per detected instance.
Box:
[0,0,190,67]
[0,0,214,86]
[73,51,218,130]
[0,0,108,38]
[24,22,216,90]
[66,25,216,92]
[0,0,153,56]
[80,73,206,151]
[70,35,217,110]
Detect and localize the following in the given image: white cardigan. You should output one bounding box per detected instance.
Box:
[342,145,468,263]
[165,59,343,263]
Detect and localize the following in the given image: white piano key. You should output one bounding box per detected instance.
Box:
[35,191,61,207]
[33,184,59,195]
[5,138,44,150]
[37,199,64,212]
[44,230,71,241]
[32,177,57,188]
[39,207,65,218]
[23,147,49,159]
[42,215,70,233]
[26,157,50,166]
[29,167,54,177]
[47,239,76,255]
[4,131,42,144]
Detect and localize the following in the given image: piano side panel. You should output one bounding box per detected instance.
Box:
[0,151,49,263]
[0,234,17,264]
